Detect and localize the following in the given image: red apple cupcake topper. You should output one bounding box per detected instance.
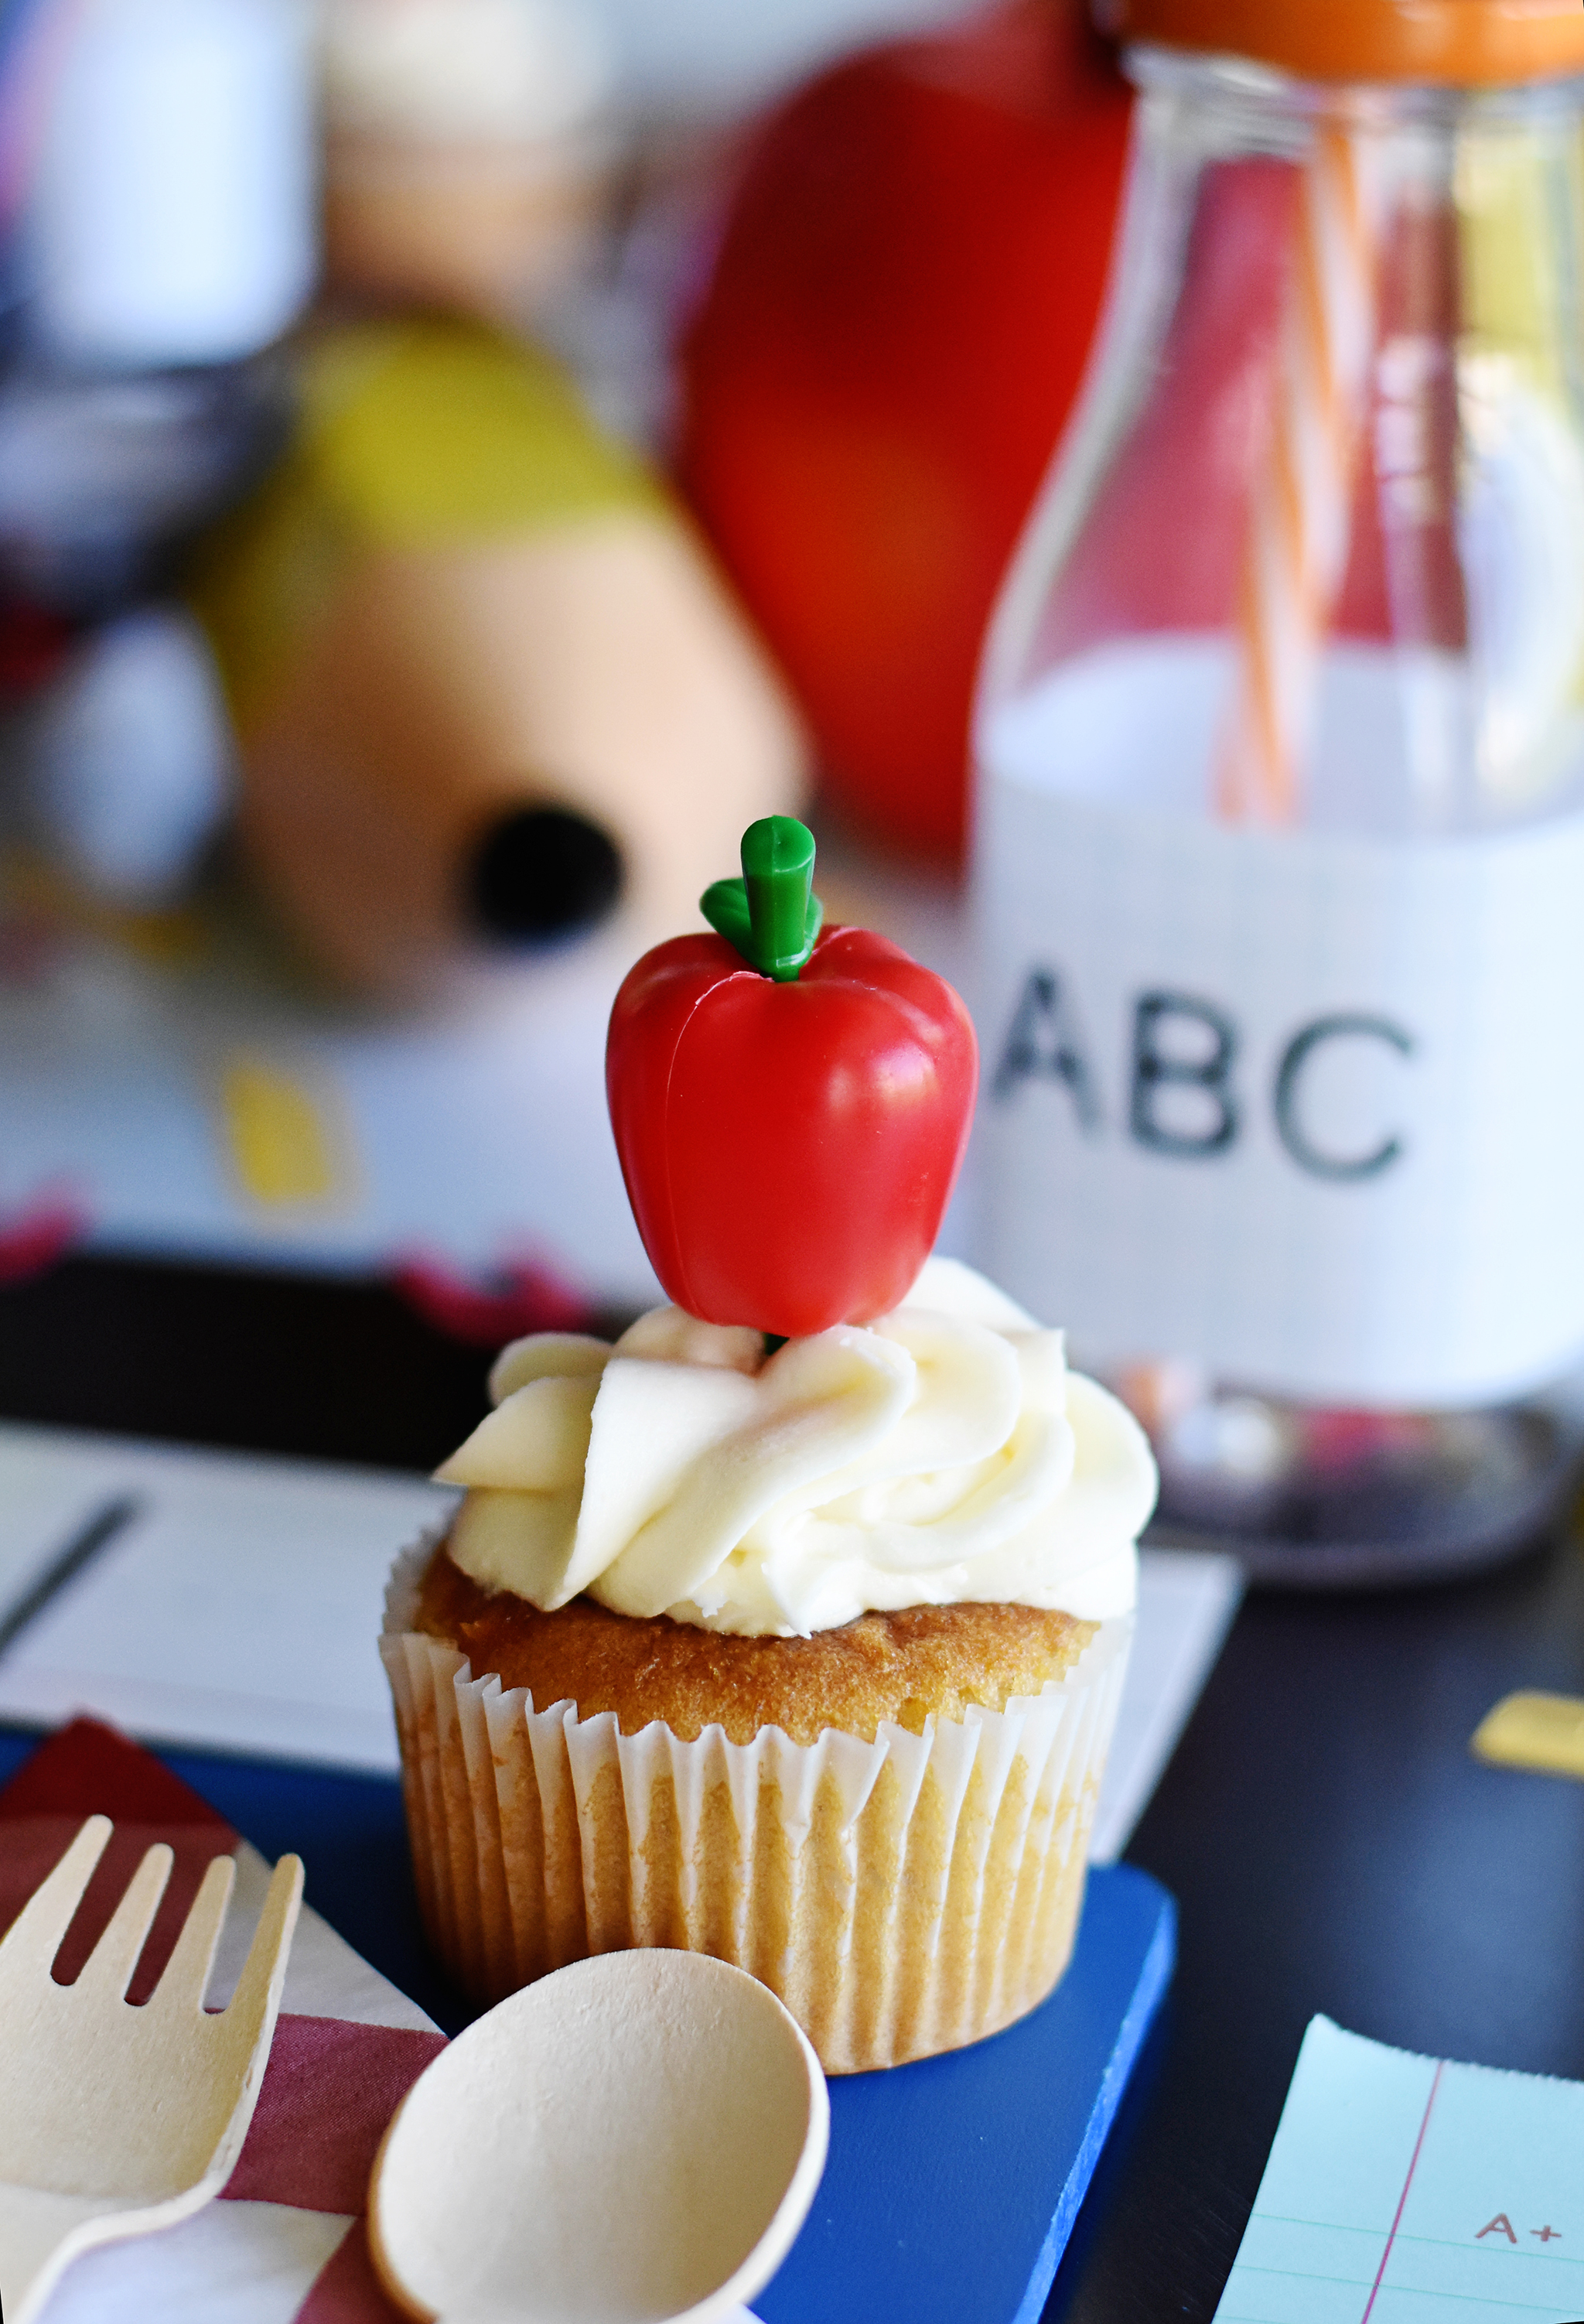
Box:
[606,815,978,1339]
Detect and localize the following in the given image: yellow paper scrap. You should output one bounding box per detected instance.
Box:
[219,1056,350,1208]
[1470,1689,1584,1779]
[0,846,210,964]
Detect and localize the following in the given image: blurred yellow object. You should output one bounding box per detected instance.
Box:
[1457,121,1584,403]
[190,320,661,734]
[1456,118,1584,748]
[219,1056,349,1208]
[186,316,807,998]
[1470,1690,1584,1779]
[0,848,211,966]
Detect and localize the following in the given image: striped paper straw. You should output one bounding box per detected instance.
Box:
[1217,121,1381,824]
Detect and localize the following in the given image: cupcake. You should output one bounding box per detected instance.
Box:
[381,819,1156,2070]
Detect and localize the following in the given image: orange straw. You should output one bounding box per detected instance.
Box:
[1217,123,1381,823]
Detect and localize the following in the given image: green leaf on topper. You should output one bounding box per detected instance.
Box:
[701,815,824,981]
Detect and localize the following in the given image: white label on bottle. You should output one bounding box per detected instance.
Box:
[974,781,1584,1406]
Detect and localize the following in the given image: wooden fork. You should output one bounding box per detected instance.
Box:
[0,1813,303,2324]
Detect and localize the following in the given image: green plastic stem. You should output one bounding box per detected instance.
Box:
[700,815,823,979]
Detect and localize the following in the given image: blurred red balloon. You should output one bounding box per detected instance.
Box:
[677,2,1132,870]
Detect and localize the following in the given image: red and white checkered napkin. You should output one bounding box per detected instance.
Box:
[0,1719,449,2324]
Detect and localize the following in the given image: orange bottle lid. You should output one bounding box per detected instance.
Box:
[1113,0,1584,85]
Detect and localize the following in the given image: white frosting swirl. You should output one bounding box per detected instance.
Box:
[435,1259,1156,1636]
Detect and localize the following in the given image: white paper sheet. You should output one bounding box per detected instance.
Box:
[0,1425,147,1629]
[0,1423,453,1770]
[1091,1546,1243,1864]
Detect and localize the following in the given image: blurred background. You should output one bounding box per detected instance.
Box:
[0,0,1098,1310]
[5,0,1584,1585]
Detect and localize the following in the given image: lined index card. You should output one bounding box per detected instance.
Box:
[1216,2017,1584,2324]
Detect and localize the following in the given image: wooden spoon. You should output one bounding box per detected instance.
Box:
[369,1949,828,2324]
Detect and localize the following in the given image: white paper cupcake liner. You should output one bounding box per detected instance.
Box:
[381,1534,1132,2073]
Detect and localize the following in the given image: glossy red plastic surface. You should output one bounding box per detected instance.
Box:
[606,925,978,1338]
[677,2,1132,868]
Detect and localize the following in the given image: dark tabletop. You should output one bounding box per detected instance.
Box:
[5,1249,1582,2323]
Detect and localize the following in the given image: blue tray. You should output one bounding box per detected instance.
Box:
[0,1727,1174,2324]
[760,1861,1175,2324]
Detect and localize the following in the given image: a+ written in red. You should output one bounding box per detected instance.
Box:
[1475,2215,1564,2244]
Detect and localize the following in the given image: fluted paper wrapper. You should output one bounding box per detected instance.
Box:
[381,1536,1132,2073]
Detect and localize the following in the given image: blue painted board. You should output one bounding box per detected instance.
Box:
[0,1724,1175,2324]
[760,1862,1176,2324]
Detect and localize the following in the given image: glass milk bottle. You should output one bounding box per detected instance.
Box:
[972,0,1584,1581]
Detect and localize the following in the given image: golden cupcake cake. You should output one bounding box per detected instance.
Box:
[382,818,1156,2071]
